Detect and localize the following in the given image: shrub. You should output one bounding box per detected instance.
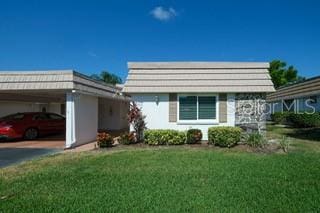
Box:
[186,129,202,144]
[97,132,113,148]
[144,129,186,145]
[270,112,291,124]
[119,132,136,145]
[287,112,320,128]
[246,132,267,148]
[279,136,290,153]
[128,102,146,142]
[208,127,242,147]
[271,112,320,127]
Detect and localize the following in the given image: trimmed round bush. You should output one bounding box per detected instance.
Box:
[186,129,202,144]
[144,129,186,145]
[208,127,242,147]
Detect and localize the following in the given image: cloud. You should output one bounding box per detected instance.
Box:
[150,6,177,21]
[88,51,97,57]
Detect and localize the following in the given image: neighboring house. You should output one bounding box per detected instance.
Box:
[123,62,275,139]
[267,76,320,113]
[0,70,130,148]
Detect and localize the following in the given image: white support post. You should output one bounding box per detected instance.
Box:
[66,92,76,148]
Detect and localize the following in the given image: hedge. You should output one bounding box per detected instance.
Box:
[186,129,202,144]
[287,113,320,128]
[270,112,291,124]
[208,127,242,147]
[144,129,186,145]
[271,112,320,127]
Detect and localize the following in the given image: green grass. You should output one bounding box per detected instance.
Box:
[1,149,320,212]
[267,124,320,152]
[1,125,320,212]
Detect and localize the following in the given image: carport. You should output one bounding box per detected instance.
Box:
[0,70,130,148]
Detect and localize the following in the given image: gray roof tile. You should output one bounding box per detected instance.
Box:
[123,62,275,93]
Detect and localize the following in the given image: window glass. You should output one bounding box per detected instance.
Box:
[1,113,24,120]
[198,96,216,119]
[33,113,49,120]
[179,95,217,121]
[48,113,64,120]
[179,96,197,120]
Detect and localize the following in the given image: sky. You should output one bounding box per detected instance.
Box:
[0,0,319,81]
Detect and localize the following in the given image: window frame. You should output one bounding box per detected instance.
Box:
[177,93,219,124]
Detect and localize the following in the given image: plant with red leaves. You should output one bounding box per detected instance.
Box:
[97,132,113,148]
[127,102,146,142]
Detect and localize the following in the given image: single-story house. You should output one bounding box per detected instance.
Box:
[267,76,320,113]
[123,62,275,139]
[0,70,130,148]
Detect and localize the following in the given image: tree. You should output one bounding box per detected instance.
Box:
[91,71,122,85]
[269,60,305,88]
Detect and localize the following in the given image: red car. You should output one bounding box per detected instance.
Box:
[0,112,65,140]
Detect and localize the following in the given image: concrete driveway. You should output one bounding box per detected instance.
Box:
[0,136,65,168]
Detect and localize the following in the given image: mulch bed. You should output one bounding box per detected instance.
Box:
[95,140,284,154]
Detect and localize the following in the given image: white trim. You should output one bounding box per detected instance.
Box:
[177,93,219,124]
[66,92,76,148]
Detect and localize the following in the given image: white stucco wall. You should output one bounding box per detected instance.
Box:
[98,98,129,130]
[48,103,62,114]
[0,101,63,118]
[0,102,38,117]
[131,93,235,140]
[73,94,98,146]
[119,101,130,129]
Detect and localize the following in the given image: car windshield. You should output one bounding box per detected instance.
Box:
[0,113,25,120]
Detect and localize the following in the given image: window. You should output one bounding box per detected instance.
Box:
[1,113,24,120]
[48,113,65,120]
[198,96,216,119]
[179,95,217,121]
[33,113,49,120]
[179,96,197,120]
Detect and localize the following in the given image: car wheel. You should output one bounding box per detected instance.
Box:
[24,128,38,140]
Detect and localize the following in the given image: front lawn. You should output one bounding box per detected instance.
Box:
[1,145,320,212]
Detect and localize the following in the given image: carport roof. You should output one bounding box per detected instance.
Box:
[0,70,128,100]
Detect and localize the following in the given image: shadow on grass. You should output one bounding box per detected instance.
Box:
[285,128,320,142]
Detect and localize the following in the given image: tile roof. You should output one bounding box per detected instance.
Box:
[0,70,128,100]
[267,76,320,101]
[123,62,275,93]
